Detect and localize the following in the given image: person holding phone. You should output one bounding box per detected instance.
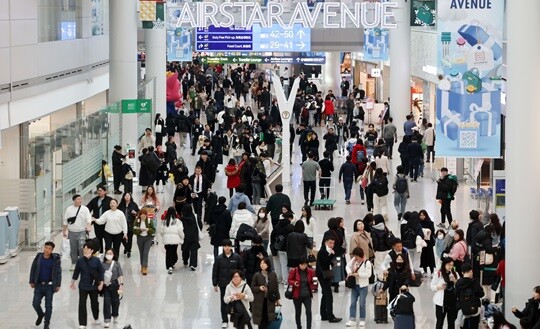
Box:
[289,256,317,329]
[431,257,458,329]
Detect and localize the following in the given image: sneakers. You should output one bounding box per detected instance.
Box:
[346,320,357,327]
[168,267,173,274]
[113,317,119,323]
[78,326,86,329]
[70,264,76,271]
[190,266,196,271]
[437,223,446,228]
[361,200,365,205]
[346,199,351,204]
[321,193,326,199]
[359,320,366,326]
[93,319,101,325]
[103,323,110,328]
[35,314,44,326]
[221,322,228,328]
[127,252,131,258]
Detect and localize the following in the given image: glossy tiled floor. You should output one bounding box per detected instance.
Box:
[0,126,481,329]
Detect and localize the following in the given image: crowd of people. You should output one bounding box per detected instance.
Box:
[28,62,535,329]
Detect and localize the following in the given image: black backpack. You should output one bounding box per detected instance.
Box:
[395,175,408,194]
[402,228,417,249]
[459,287,480,316]
[274,235,285,251]
[372,177,389,197]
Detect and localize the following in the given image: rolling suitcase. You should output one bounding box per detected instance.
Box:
[393,314,415,329]
[374,291,388,323]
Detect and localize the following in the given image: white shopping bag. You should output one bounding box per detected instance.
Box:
[61,237,70,261]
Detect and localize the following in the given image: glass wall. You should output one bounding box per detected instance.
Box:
[38,0,82,42]
[91,0,109,36]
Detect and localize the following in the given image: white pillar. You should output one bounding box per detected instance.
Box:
[389,0,411,131]
[145,28,167,117]
[324,52,341,95]
[505,0,540,323]
[109,0,138,148]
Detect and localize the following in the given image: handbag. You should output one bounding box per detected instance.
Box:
[228,284,248,315]
[463,68,482,93]
[284,284,294,299]
[124,170,134,180]
[361,176,368,189]
[67,206,81,225]
[155,124,162,134]
[345,275,357,289]
[104,261,115,286]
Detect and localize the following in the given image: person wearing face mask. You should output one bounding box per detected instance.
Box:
[435,229,447,262]
[383,254,412,303]
[71,242,104,329]
[431,257,458,329]
[101,249,124,328]
[253,208,270,251]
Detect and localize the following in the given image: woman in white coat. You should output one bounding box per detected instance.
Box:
[345,247,373,327]
[430,257,458,329]
[224,270,255,329]
[229,202,254,252]
[160,207,185,274]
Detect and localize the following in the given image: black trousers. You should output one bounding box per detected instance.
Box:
[78,289,99,326]
[319,178,331,198]
[440,199,453,224]
[319,278,334,320]
[113,167,122,191]
[384,138,394,158]
[164,244,179,269]
[303,180,316,204]
[435,304,457,329]
[193,195,204,226]
[463,315,480,329]
[104,232,123,260]
[182,243,198,268]
[94,224,106,253]
[121,230,133,253]
[220,286,228,323]
[426,145,435,162]
[293,296,312,329]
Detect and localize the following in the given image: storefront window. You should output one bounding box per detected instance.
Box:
[38,0,82,42]
[92,0,109,36]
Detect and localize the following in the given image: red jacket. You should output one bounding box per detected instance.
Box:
[288,267,317,299]
[225,164,241,189]
[496,259,505,288]
[324,100,335,115]
[351,144,367,165]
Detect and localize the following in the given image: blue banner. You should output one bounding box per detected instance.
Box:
[435,0,503,158]
[167,5,192,62]
[363,28,389,61]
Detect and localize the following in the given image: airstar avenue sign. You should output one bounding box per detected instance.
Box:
[175,1,399,29]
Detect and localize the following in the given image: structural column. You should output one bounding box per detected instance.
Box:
[324,52,341,95]
[109,0,138,148]
[505,0,540,324]
[145,27,167,117]
[389,0,411,133]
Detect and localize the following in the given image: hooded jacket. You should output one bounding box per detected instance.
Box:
[228,192,255,214]
[209,204,232,246]
[230,209,254,239]
[371,215,392,252]
[455,276,484,310]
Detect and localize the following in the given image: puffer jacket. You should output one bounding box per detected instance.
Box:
[159,218,184,245]
[230,209,254,239]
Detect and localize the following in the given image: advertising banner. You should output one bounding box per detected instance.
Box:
[167,5,192,62]
[410,0,436,27]
[363,28,389,61]
[435,0,503,158]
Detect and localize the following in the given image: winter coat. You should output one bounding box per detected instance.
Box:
[288,267,317,299]
[181,214,200,251]
[466,220,484,247]
[243,245,269,284]
[224,281,254,316]
[159,218,185,245]
[323,228,346,256]
[349,231,373,260]
[228,192,255,214]
[212,252,245,287]
[251,271,280,325]
[225,164,241,189]
[285,232,311,265]
[252,218,270,241]
[230,209,254,240]
[209,205,232,246]
[270,219,294,255]
[455,277,484,311]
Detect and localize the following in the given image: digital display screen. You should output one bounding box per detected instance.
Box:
[61,22,77,40]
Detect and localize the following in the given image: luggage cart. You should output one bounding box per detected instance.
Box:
[312,177,337,210]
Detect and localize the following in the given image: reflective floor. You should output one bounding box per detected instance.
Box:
[0,125,481,329]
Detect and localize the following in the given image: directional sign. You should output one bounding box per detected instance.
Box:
[195,24,311,52]
[200,55,325,65]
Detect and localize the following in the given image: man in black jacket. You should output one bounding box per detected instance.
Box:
[195,151,216,186]
[316,237,342,323]
[455,264,484,329]
[466,210,484,248]
[270,212,294,284]
[209,196,232,258]
[406,137,423,182]
[323,128,338,162]
[87,185,113,253]
[265,184,291,227]
[212,239,245,328]
[190,166,210,227]
[29,241,62,329]
[318,151,334,199]
[339,155,358,204]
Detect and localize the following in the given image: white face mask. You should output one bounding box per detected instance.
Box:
[437,234,444,240]
[258,213,265,218]
[105,254,114,261]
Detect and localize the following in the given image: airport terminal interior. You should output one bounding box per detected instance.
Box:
[0,0,538,329]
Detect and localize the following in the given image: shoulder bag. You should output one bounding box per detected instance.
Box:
[67,206,81,225]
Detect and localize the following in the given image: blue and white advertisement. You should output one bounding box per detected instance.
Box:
[363,28,389,61]
[167,6,192,62]
[436,0,503,158]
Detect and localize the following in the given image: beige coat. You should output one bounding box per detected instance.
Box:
[349,231,373,259]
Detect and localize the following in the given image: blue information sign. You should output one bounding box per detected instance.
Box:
[195,24,311,52]
[61,21,77,40]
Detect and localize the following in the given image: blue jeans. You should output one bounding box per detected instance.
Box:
[343,179,353,200]
[349,285,368,320]
[33,283,54,324]
[394,192,407,215]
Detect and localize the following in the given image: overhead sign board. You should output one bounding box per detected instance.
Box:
[196,24,311,52]
[175,2,399,29]
[200,55,325,65]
